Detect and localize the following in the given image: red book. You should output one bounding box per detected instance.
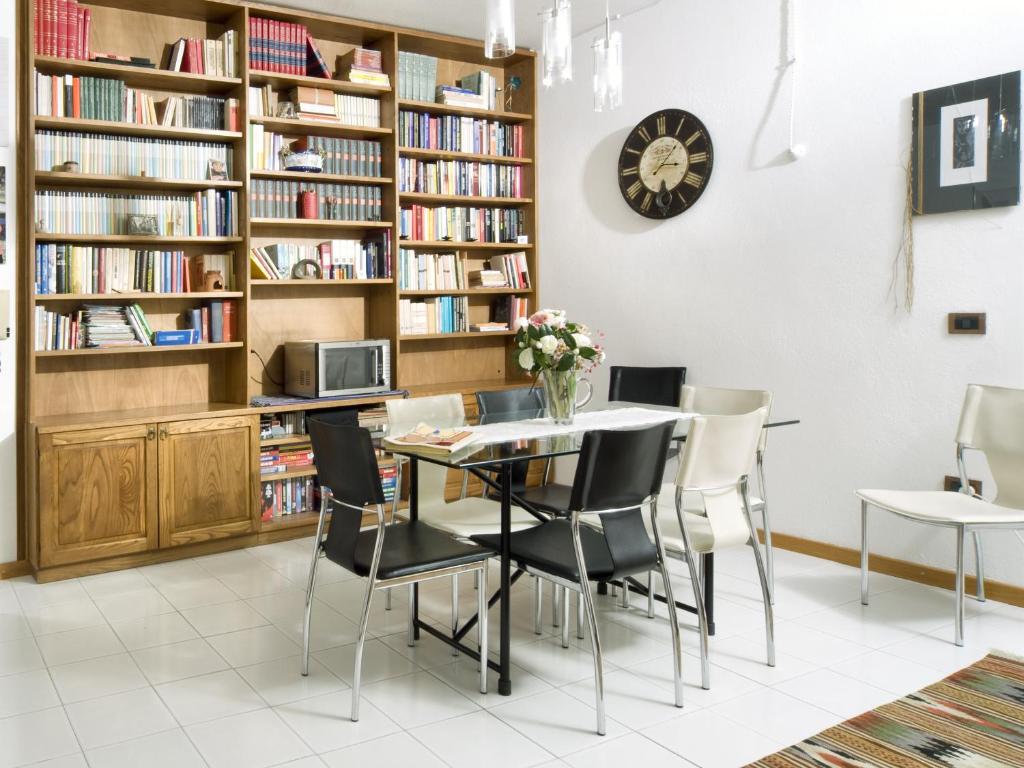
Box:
[68,0,78,59]
[81,7,89,60]
[33,0,40,54]
[47,0,56,56]
[194,38,204,74]
[222,299,235,342]
[248,17,255,69]
[200,306,209,343]
[289,22,297,74]
[56,0,67,58]
[295,23,303,74]
[272,19,282,72]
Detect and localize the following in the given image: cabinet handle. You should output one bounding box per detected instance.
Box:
[147,428,156,441]
[159,428,168,440]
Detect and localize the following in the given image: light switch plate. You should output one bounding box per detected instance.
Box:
[948,312,986,334]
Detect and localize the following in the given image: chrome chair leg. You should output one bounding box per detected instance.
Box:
[860,500,869,605]
[302,499,329,677]
[651,500,683,708]
[955,525,966,647]
[534,576,543,635]
[757,451,774,604]
[742,481,775,667]
[478,565,489,694]
[675,489,709,689]
[561,588,571,648]
[385,588,392,611]
[972,530,985,602]
[570,513,605,736]
[647,571,656,619]
[451,575,460,656]
[350,578,376,722]
[620,579,630,609]
[407,583,416,647]
[576,591,585,640]
[552,583,562,628]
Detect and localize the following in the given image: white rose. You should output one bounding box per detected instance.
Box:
[518,348,535,370]
[572,333,591,349]
[514,316,529,330]
[538,335,559,354]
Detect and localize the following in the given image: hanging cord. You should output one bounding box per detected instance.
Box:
[250,347,283,387]
[889,160,915,311]
[785,0,805,158]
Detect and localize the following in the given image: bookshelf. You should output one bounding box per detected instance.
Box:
[17,0,538,579]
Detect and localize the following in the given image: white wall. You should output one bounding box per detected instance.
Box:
[0,2,16,564]
[538,0,1024,586]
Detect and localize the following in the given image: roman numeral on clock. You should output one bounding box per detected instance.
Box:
[688,151,708,164]
[685,131,702,147]
[656,115,666,135]
[640,192,653,212]
[683,171,703,188]
[677,191,688,207]
[623,146,641,155]
[637,125,652,143]
[626,180,644,199]
[620,166,638,177]
[675,116,685,136]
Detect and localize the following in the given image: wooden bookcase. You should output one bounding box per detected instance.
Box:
[16,0,538,579]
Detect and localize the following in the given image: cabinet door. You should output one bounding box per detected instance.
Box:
[38,425,158,567]
[158,415,258,547]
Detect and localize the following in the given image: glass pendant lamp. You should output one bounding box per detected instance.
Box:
[592,10,622,111]
[485,0,516,59]
[541,0,573,87]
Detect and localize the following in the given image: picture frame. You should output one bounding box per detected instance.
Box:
[207,158,228,181]
[126,213,160,236]
[911,70,1021,214]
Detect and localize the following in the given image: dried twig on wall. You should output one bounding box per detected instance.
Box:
[890,160,915,311]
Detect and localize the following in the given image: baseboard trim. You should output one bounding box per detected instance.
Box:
[761,529,1024,609]
[0,560,32,580]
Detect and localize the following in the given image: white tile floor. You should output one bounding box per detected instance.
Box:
[1,539,1020,768]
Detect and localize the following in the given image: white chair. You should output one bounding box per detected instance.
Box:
[651,408,774,689]
[679,386,775,600]
[858,383,1024,647]
[386,395,541,648]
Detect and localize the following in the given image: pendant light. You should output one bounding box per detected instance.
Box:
[541,0,573,87]
[592,3,622,111]
[485,0,516,59]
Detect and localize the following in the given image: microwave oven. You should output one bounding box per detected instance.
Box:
[284,339,391,398]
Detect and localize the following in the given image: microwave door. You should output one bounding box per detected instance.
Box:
[320,345,377,395]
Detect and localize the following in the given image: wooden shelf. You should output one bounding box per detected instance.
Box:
[249,116,392,139]
[35,342,244,358]
[249,71,390,96]
[397,99,532,123]
[260,434,311,447]
[33,234,243,244]
[34,292,245,302]
[398,240,532,251]
[251,279,392,286]
[400,192,531,206]
[259,509,323,531]
[33,56,243,94]
[260,466,318,481]
[400,331,516,341]
[399,288,530,296]
[398,147,532,165]
[34,117,243,141]
[250,170,392,185]
[35,172,242,191]
[250,218,392,230]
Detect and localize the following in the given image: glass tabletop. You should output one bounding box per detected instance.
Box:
[386,402,799,471]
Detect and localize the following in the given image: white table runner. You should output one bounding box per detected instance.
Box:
[466,407,695,446]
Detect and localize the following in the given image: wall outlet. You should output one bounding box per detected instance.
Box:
[944,475,982,495]
[948,312,986,334]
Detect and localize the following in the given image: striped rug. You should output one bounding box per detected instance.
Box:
[747,652,1024,767]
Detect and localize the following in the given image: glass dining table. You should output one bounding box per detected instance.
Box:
[386,404,799,696]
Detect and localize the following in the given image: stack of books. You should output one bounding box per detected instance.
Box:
[187,299,238,343]
[248,16,329,77]
[33,0,91,60]
[250,235,391,281]
[259,411,307,439]
[488,252,531,288]
[378,458,398,503]
[338,48,389,87]
[399,295,468,335]
[459,71,498,111]
[82,304,151,347]
[397,51,438,101]
[397,250,465,291]
[358,407,389,432]
[435,85,486,110]
[260,443,315,474]
[290,86,336,121]
[468,269,507,289]
[398,204,526,243]
[470,321,509,333]
[165,33,237,77]
[398,111,526,157]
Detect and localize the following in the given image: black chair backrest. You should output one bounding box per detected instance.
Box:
[476,386,544,415]
[608,366,687,407]
[307,416,384,571]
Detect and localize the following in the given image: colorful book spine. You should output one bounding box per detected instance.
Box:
[248,180,382,222]
[34,190,239,236]
[398,205,525,243]
[398,158,523,198]
[398,111,525,157]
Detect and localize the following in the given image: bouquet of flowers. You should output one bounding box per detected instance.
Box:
[514,309,605,374]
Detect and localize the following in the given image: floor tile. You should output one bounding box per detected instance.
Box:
[92,587,176,623]
[490,688,628,757]
[218,566,297,600]
[23,599,107,636]
[0,635,45,676]
[13,579,88,610]
[0,668,61,718]
[702,634,815,685]
[563,731,692,768]
[0,610,33,643]
[739,620,870,667]
[793,601,922,649]
[774,668,894,719]
[79,569,152,600]
[156,577,239,611]
[642,707,783,768]
[108,612,199,651]
[627,652,763,708]
[49,652,148,704]
[360,669,479,728]
[0,707,82,768]
[829,650,944,696]
[237,654,346,706]
[35,624,125,667]
[65,686,177,749]
[507,635,618,687]
[881,630,990,674]
[206,625,300,667]
[710,687,838,746]
[314,639,417,687]
[131,637,230,685]
[428,657,553,708]
[273,689,401,752]
[84,728,206,768]
[19,755,88,768]
[563,668,689,730]
[321,732,447,768]
[155,669,266,725]
[186,708,311,768]
[273,602,361,653]
[412,709,552,768]
[181,600,270,636]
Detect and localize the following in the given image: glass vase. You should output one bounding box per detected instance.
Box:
[542,369,592,425]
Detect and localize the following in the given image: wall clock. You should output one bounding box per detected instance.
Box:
[617,108,713,218]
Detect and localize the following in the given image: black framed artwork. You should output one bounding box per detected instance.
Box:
[911,70,1020,214]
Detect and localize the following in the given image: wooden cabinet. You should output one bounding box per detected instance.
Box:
[38,425,158,567]
[158,416,259,547]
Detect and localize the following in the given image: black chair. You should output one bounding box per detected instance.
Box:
[475,387,545,498]
[608,365,687,407]
[302,418,493,719]
[471,422,684,735]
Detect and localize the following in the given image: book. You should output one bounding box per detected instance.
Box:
[153,329,199,345]
[34,190,239,237]
[306,34,332,78]
[471,322,509,332]
[383,423,478,455]
[398,157,523,197]
[398,205,525,243]
[397,110,525,157]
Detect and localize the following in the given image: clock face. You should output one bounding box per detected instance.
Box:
[618,109,714,219]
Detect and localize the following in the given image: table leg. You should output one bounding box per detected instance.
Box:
[702,552,715,636]
[410,458,420,641]
[499,462,512,696]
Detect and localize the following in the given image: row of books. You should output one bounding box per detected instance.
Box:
[398,112,526,158]
[34,131,234,181]
[250,235,391,281]
[454,71,499,111]
[338,48,389,88]
[35,190,239,237]
[165,33,238,78]
[34,72,239,131]
[398,205,526,243]
[33,0,91,60]
[397,250,466,291]
[249,180,382,221]
[487,251,532,289]
[398,158,525,198]
[34,303,151,351]
[248,16,330,78]
[261,443,315,474]
[399,296,469,336]
[260,476,318,520]
[492,296,529,328]
[397,52,438,102]
[260,411,307,439]
[247,85,381,128]
[248,130,383,178]
[187,300,239,343]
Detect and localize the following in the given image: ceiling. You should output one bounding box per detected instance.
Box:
[269,0,659,49]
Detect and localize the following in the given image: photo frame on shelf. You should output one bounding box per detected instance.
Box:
[911,70,1021,214]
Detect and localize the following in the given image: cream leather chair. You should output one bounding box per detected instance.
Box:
[652,408,774,690]
[858,384,1024,647]
[386,394,540,646]
[679,386,775,599]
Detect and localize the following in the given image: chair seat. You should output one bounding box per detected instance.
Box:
[472,514,658,582]
[516,483,572,515]
[346,521,492,581]
[857,489,1024,525]
[418,497,541,538]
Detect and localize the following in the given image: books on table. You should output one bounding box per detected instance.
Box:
[384,423,478,455]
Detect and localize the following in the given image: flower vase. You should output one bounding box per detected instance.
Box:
[542,370,592,425]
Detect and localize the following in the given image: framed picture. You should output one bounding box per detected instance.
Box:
[912,70,1020,214]
[126,213,159,236]
[207,158,228,181]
